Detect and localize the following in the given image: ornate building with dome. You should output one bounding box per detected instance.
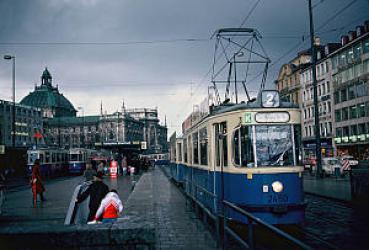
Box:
[20,68,76,118]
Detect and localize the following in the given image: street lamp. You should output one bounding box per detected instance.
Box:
[3,55,16,148]
[78,107,85,148]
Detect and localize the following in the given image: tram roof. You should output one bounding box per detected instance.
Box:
[210,99,299,116]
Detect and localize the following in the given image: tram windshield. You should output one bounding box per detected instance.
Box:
[254,125,294,167]
[233,125,298,167]
[70,153,81,161]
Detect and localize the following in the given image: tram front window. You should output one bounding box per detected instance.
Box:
[70,154,80,161]
[255,125,294,167]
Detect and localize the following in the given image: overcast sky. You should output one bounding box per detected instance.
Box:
[0,0,368,136]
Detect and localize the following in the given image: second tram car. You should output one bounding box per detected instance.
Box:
[27,148,68,177]
[167,90,305,225]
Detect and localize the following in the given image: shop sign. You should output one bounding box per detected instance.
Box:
[349,135,357,142]
[334,137,342,144]
[141,141,147,150]
[358,134,366,141]
[342,137,349,143]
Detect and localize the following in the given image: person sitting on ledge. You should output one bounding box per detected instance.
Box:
[89,189,123,224]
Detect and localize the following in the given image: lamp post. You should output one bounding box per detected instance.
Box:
[78,107,85,148]
[3,55,16,148]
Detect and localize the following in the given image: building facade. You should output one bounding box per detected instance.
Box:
[332,22,369,159]
[44,112,144,149]
[300,44,340,159]
[0,100,43,148]
[126,108,168,153]
[275,51,311,104]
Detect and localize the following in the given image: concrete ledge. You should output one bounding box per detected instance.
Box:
[0,172,157,250]
[0,222,155,250]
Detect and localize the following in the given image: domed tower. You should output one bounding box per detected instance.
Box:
[20,68,77,118]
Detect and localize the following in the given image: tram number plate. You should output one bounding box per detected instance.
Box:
[267,194,288,203]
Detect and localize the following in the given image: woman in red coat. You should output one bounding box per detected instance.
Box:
[31,159,45,206]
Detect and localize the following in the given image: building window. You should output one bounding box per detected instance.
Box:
[356,81,367,97]
[305,127,308,137]
[363,38,369,54]
[351,125,358,136]
[358,103,366,117]
[350,105,357,119]
[332,55,338,70]
[341,88,347,102]
[334,91,340,104]
[358,123,366,135]
[199,128,208,165]
[342,107,349,121]
[343,126,349,137]
[336,127,342,137]
[348,85,356,99]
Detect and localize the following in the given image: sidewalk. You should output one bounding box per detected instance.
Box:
[303,173,351,201]
[122,167,219,250]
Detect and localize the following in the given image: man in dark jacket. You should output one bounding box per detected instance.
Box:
[76,171,109,222]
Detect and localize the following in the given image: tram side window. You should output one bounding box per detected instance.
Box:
[294,125,302,165]
[39,154,44,164]
[221,122,228,167]
[52,153,56,163]
[233,126,254,167]
[199,128,208,165]
[177,142,183,162]
[183,138,188,163]
[188,135,192,164]
[193,132,199,164]
[45,152,50,163]
[215,122,228,167]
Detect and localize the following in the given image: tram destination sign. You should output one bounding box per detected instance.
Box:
[255,112,290,123]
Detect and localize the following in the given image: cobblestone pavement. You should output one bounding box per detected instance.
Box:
[125,167,219,250]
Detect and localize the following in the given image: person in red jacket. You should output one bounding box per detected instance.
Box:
[91,189,123,223]
[31,159,45,206]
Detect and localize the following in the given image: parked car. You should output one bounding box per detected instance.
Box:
[311,157,343,177]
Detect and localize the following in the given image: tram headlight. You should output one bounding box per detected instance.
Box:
[271,181,283,193]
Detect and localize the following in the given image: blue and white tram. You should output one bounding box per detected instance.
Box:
[68,148,95,174]
[169,90,305,225]
[27,148,68,177]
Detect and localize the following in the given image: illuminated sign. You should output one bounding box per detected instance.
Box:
[261,90,280,108]
[244,113,252,124]
[0,145,5,154]
[255,112,290,123]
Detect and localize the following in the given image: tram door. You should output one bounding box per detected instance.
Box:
[213,122,227,212]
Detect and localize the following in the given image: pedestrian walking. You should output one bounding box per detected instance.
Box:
[76,171,109,222]
[89,189,123,224]
[31,159,45,206]
[122,156,127,176]
[97,161,104,173]
[83,162,97,181]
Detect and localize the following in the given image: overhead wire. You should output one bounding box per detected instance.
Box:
[174,0,263,118]
[0,38,210,46]
[245,0,361,88]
